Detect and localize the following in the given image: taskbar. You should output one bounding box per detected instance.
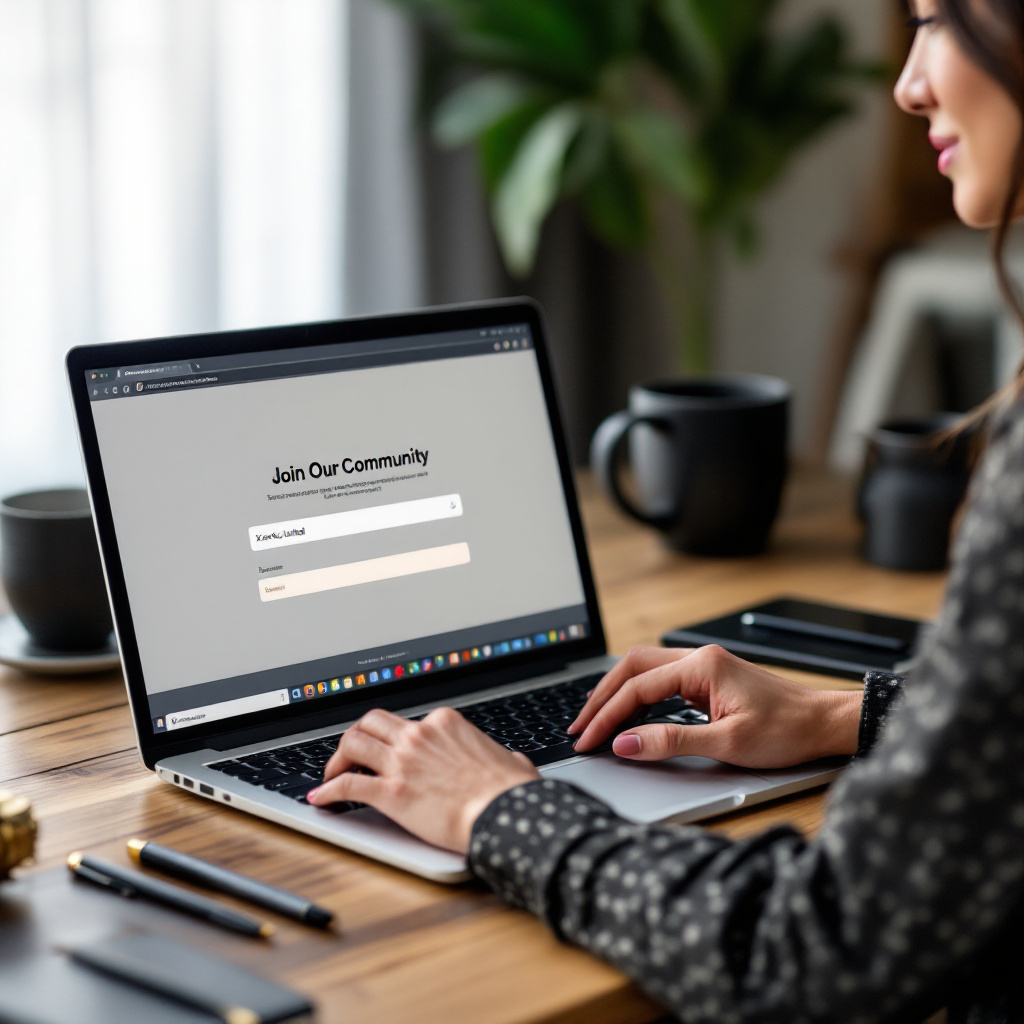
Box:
[152,621,588,733]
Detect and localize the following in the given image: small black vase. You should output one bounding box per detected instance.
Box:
[858,416,972,572]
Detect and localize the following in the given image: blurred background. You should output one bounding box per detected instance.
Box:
[2,0,1015,497]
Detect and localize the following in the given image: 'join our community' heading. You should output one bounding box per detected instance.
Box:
[271,448,430,485]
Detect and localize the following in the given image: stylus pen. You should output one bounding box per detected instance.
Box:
[67,852,274,939]
[128,838,334,929]
[739,612,909,652]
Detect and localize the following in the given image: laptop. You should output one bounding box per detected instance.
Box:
[67,299,843,883]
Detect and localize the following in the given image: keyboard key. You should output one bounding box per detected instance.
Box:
[492,726,532,740]
[523,740,579,766]
[278,781,320,799]
[260,770,318,789]
[247,768,291,783]
[239,755,282,769]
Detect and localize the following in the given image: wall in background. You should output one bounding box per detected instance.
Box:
[0,0,346,497]
[714,0,890,456]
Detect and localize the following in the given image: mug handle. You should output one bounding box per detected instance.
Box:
[590,411,673,529]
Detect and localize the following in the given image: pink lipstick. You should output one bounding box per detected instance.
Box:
[930,134,960,174]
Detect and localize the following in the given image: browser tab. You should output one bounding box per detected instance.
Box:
[116,362,193,380]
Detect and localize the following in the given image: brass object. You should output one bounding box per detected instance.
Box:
[0,788,37,880]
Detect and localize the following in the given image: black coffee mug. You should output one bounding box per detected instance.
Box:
[858,415,971,572]
[590,376,790,555]
[0,488,113,651]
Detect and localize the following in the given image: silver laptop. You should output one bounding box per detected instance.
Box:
[67,299,842,883]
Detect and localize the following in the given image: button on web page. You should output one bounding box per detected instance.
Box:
[248,494,463,551]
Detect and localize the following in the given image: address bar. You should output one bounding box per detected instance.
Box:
[249,493,463,551]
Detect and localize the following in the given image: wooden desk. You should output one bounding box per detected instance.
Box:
[0,470,945,1023]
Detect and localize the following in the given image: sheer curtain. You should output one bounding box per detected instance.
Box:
[0,0,347,495]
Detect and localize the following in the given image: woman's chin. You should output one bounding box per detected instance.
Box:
[952,198,998,229]
[952,182,1011,229]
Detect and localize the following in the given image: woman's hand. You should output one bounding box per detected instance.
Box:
[570,645,862,769]
[307,707,539,853]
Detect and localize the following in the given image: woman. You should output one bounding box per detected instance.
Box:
[308,2,1024,1020]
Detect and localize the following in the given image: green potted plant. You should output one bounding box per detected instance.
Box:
[379,0,879,374]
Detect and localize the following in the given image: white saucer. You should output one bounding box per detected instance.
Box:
[0,613,120,676]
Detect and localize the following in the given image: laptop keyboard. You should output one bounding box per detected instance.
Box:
[204,672,708,812]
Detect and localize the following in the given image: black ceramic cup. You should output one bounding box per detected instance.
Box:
[0,488,113,651]
[858,415,971,572]
[590,375,790,555]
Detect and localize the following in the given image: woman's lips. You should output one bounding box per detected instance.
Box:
[930,134,960,174]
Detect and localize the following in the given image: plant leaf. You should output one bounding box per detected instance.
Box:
[432,74,545,147]
[492,104,584,276]
[579,141,649,250]
[561,113,611,193]
[614,110,709,205]
[477,99,555,192]
[655,0,722,100]
[447,0,600,85]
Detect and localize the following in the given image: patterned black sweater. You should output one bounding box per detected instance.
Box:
[468,402,1024,1024]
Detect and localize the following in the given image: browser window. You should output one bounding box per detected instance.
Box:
[86,325,589,733]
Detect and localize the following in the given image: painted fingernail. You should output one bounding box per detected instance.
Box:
[613,734,641,756]
[306,787,320,802]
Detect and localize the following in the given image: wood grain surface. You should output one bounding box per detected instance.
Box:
[0,469,946,1024]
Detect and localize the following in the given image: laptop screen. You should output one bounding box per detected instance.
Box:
[81,318,591,736]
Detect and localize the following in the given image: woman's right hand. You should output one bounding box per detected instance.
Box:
[569,645,862,769]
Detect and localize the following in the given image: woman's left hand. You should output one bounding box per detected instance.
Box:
[307,707,540,853]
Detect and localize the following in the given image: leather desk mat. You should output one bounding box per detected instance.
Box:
[0,866,319,1021]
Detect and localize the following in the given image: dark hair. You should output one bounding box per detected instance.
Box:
[937,0,1024,425]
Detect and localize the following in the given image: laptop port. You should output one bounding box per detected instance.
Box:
[183,778,193,788]
[199,783,214,796]
[173,774,179,784]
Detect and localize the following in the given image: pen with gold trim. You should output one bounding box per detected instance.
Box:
[128,838,334,928]
[68,851,275,939]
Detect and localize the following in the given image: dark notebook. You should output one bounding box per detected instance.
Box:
[0,869,314,1024]
[662,597,927,680]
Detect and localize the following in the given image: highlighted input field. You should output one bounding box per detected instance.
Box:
[258,542,470,602]
[249,493,463,552]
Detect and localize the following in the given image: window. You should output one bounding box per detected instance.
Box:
[0,0,346,494]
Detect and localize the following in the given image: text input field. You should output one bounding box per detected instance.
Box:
[258,542,471,602]
[249,493,463,551]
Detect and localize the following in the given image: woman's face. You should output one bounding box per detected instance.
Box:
[895,0,1023,227]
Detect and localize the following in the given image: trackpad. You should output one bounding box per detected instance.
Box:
[542,754,763,824]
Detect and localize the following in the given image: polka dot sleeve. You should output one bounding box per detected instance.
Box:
[855,671,905,759]
[468,402,1024,1024]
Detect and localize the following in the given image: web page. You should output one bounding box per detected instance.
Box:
[88,331,589,733]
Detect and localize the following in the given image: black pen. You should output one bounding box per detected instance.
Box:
[128,839,334,928]
[739,611,909,652]
[67,852,274,938]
